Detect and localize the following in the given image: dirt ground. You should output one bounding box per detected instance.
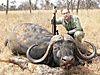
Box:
[0,9,100,75]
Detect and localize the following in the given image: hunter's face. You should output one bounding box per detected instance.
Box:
[61,9,70,20]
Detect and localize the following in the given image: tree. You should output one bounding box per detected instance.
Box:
[18,1,36,10]
[67,0,70,11]
[1,3,4,11]
[76,0,80,14]
[0,3,6,11]
[70,0,74,12]
[44,0,52,10]
[29,0,32,13]
[18,1,30,10]
[6,0,9,15]
[34,0,38,10]
[10,0,16,10]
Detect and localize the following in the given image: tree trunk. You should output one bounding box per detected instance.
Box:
[76,0,80,14]
[6,0,9,15]
[67,0,70,11]
[29,0,31,13]
[70,0,73,12]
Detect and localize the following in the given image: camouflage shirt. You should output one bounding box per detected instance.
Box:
[50,15,83,34]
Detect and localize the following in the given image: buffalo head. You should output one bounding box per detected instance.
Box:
[26,34,96,69]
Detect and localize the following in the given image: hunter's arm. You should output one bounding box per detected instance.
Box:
[50,15,63,24]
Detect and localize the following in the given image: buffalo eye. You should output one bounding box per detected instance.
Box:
[53,41,62,51]
[53,47,60,51]
[66,40,73,43]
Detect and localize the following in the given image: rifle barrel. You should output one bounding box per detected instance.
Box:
[53,13,56,35]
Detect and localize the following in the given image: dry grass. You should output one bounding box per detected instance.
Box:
[0,9,100,75]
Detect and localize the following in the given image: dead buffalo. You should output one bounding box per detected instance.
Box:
[5,23,96,69]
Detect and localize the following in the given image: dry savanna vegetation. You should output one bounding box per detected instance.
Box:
[0,9,100,75]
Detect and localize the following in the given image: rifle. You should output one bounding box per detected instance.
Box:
[52,6,59,35]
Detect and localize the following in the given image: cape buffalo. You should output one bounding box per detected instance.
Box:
[5,23,96,69]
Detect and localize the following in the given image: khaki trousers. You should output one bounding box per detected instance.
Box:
[74,31,85,45]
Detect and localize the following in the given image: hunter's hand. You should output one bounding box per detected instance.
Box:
[66,32,69,35]
[53,9,57,14]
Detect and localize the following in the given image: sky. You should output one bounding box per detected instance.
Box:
[0,0,21,5]
[0,0,58,8]
[0,0,32,6]
[0,0,57,6]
